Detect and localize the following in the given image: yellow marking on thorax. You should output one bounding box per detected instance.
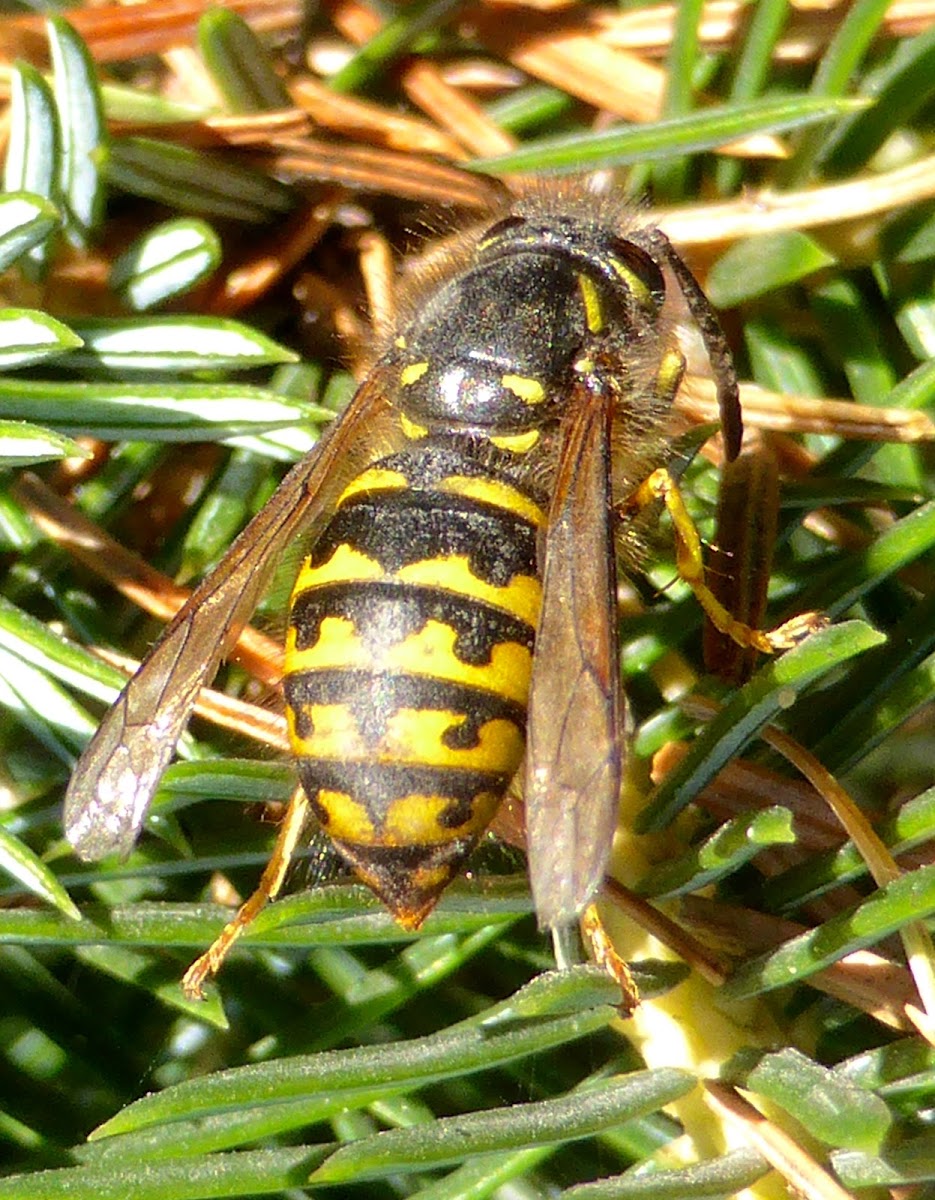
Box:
[501,373,545,405]
[286,616,534,704]
[655,347,686,400]
[438,475,546,528]
[397,556,542,625]
[400,412,429,439]
[291,544,385,595]
[400,360,429,387]
[488,429,539,454]
[337,467,409,506]
[577,273,605,334]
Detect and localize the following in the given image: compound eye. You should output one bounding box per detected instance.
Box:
[609,238,666,310]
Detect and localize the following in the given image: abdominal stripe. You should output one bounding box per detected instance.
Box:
[297,761,506,831]
[289,580,535,663]
[284,669,526,748]
[309,489,537,586]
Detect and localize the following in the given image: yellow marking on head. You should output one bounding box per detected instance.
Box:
[395,335,407,349]
[400,360,430,387]
[438,475,546,528]
[291,544,385,596]
[501,373,545,406]
[397,556,542,625]
[338,466,409,506]
[577,273,605,334]
[400,412,429,439]
[488,429,539,454]
[609,256,653,309]
[381,710,524,773]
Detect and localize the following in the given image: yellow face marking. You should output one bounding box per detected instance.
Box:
[400,360,429,387]
[400,412,429,440]
[609,256,653,309]
[291,544,385,596]
[287,618,534,703]
[395,335,407,349]
[577,273,605,334]
[397,556,542,625]
[438,475,546,528]
[338,466,409,506]
[488,429,539,454]
[501,374,545,406]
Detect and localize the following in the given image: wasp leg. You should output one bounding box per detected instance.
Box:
[182,785,311,1000]
[550,922,583,971]
[551,906,640,1013]
[617,467,824,653]
[581,903,640,1014]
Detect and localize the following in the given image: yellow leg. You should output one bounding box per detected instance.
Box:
[618,468,825,653]
[182,785,311,1000]
[581,903,640,1014]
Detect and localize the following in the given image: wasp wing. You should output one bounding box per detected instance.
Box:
[64,379,394,861]
[525,381,624,931]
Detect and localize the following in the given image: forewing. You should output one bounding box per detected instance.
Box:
[525,383,624,930]
[64,378,394,861]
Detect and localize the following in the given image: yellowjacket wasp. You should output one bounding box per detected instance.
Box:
[64,191,811,997]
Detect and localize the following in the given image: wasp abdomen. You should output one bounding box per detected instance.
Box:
[284,442,545,927]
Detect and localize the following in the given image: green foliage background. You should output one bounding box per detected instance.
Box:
[0,3,934,1197]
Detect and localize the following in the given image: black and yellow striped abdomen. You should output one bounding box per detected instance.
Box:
[283,442,546,927]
